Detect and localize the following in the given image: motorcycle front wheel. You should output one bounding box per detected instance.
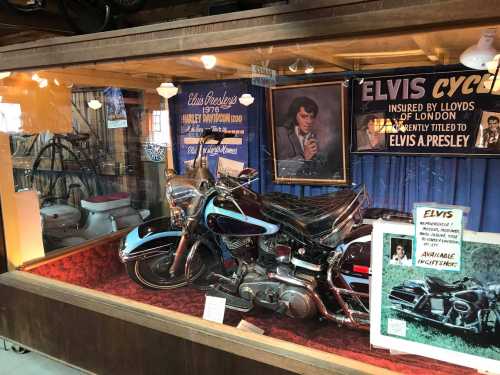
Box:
[126,251,205,290]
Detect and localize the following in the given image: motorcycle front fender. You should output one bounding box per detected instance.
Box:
[119,216,182,263]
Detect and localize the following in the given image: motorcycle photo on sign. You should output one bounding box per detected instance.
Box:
[119,129,412,329]
[381,233,500,362]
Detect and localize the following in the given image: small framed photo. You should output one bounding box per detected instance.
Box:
[475,110,500,150]
[268,81,349,185]
[389,237,413,267]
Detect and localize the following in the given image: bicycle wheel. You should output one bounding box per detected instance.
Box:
[58,0,111,34]
[111,0,145,13]
[30,141,95,204]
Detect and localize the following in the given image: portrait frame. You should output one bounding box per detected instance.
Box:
[268,81,349,185]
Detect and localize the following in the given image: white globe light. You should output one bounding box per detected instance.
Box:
[201,55,217,70]
[238,93,254,106]
[88,99,102,110]
[460,29,497,70]
[156,82,178,99]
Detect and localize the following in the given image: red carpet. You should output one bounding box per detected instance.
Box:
[28,240,474,374]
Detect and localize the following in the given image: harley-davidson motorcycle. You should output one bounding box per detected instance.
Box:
[119,130,409,330]
[390,276,500,336]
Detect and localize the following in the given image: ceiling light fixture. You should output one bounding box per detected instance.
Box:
[32,73,41,82]
[238,93,255,106]
[288,59,299,73]
[88,99,102,110]
[156,82,178,99]
[0,72,11,80]
[201,55,217,70]
[304,60,314,74]
[38,79,48,88]
[53,78,60,86]
[460,28,497,70]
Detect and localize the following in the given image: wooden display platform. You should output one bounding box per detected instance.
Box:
[0,272,388,375]
[0,232,475,375]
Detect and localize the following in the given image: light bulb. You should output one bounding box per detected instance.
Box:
[32,73,41,82]
[238,93,254,106]
[53,78,60,86]
[201,55,217,70]
[88,99,102,110]
[304,61,314,74]
[39,79,48,88]
[156,82,178,99]
[288,59,299,73]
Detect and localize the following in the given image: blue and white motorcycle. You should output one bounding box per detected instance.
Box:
[119,129,408,329]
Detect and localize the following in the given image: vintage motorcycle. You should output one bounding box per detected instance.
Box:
[390,276,500,336]
[120,130,408,330]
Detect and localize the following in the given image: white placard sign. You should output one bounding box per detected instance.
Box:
[414,203,464,271]
[203,295,226,324]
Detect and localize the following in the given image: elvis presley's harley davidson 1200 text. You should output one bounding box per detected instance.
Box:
[119,130,409,330]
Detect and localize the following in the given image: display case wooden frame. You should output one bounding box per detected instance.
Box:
[0,1,499,374]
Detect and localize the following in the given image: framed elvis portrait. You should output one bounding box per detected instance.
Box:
[268,81,349,185]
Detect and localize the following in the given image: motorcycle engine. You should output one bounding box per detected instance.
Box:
[238,265,317,319]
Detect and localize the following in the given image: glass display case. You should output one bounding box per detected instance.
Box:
[0,2,499,374]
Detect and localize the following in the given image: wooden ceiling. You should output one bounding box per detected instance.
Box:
[0,0,272,47]
[36,24,500,90]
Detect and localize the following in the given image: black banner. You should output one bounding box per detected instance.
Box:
[352,69,500,155]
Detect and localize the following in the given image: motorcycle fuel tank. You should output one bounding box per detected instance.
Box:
[205,195,279,236]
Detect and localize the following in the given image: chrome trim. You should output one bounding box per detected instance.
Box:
[291,257,323,271]
[267,271,369,330]
[119,243,174,263]
[327,261,370,325]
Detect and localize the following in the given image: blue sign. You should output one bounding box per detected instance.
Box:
[104,87,128,129]
[176,80,249,177]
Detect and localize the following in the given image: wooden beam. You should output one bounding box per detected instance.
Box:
[412,35,441,62]
[0,0,499,71]
[40,68,163,90]
[290,46,353,70]
[334,50,425,59]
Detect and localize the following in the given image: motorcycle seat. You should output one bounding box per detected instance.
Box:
[425,276,463,293]
[261,189,357,240]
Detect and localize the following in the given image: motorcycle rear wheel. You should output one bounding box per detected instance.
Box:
[126,251,205,290]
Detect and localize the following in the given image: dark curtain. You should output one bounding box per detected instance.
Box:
[247,85,500,233]
[174,81,500,233]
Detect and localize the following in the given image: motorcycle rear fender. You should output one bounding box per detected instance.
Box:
[119,216,182,263]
